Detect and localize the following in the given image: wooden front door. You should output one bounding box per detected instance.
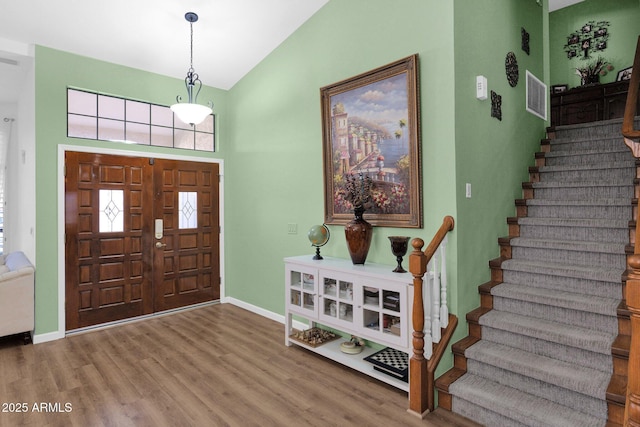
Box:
[65,152,220,330]
[152,159,220,312]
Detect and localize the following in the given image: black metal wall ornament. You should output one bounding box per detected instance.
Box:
[505,52,519,87]
[491,90,502,121]
[521,27,530,55]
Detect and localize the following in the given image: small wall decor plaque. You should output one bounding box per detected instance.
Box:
[491,91,502,121]
[521,27,530,55]
[505,52,519,87]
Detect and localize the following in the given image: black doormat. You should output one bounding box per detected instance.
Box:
[364,347,408,382]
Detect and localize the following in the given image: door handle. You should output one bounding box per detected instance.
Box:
[155,242,167,248]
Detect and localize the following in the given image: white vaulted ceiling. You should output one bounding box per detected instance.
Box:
[0,0,329,102]
[0,0,583,104]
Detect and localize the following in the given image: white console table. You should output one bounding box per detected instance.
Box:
[284,255,414,391]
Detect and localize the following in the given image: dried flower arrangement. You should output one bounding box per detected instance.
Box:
[341,172,374,212]
[575,57,613,86]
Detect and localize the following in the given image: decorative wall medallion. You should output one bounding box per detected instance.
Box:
[491,91,502,121]
[521,27,530,55]
[505,52,519,87]
[564,20,609,59]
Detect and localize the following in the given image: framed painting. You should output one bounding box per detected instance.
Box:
[320,54,422,228]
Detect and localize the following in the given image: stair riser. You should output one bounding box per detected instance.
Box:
[452,397,529,427]
[538,167,634,181]
[511,246,627,270]
[492,296,618,334]
[481,326,612,372]
[518,224,628,243]
[532,185,634,200]
[554,122,633,139]
[550,138,627,152]
[526,204,631,219]
[501,269,622,299]
[466,359,607,419]
[544,151,633,166]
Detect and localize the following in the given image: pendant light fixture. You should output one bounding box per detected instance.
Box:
[170,12,213,126]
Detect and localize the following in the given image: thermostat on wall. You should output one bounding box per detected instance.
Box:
[476,75,488,100]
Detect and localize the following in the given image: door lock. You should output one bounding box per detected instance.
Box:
[155,242,167,248]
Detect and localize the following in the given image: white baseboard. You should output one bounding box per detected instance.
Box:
[33,298,304,344]
[33,330,65,344]
[226,297,308,330]
[226,297,284,324]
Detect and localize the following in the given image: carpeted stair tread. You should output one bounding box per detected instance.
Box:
[491,283,619,317]
[544,146,630,157]
[515,217,629,243]
[465,340,611,398]
[525,198,630,207]
[449,373,605,427]
[481,326,613,373]
[478,310,615,355]
[509,237,625,255]
[501,258,624,284]
[466,358,607,418]
[515,217,628,229]
[543,149,634,166]
[549,136,630,149]
[538,161,636,172]
[531,180,633,189]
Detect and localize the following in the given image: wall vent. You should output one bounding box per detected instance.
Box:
[526,70,547,120]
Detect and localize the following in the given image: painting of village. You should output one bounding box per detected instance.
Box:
[322,55,421,228]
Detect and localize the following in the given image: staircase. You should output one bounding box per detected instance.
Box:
[436,117,640,426]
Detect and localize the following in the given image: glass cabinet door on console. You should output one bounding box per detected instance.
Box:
[318,272,356,329]
[360,279,407,347]
[286,264,318,317]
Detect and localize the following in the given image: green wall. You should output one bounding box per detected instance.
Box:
[225,0,458,316]
[34,46,226,335]
[549,0,640,88]
[449,0,548,370]
[225,0,547,379]
[33,0,549,388]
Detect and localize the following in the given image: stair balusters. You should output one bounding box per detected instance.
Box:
[408,215,455,417]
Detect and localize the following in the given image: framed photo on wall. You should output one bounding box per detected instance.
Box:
[320,54,422,228]
[617,66,632,81]
[551,84,568,94]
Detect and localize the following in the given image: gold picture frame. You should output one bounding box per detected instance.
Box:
[320,54,422,228]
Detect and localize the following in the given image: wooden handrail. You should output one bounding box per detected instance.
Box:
[622,35,640,143]
[623,35,640,427]
[408,215,455,417]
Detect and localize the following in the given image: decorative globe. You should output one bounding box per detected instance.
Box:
[308,224,330,260]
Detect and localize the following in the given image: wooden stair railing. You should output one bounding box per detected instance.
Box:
[622,35,640,427]
[408,215,457,418]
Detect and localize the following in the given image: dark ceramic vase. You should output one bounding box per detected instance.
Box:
[344,207,373,264]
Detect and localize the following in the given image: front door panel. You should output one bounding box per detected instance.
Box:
[152,159,220,311]
[65,152,220,331]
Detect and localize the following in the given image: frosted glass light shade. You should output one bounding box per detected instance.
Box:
[170,102,212,126]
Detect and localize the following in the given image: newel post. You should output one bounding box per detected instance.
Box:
[408,237,428,417]
[626,254,640,426]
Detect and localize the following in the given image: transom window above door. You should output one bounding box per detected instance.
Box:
[67,88,215,152]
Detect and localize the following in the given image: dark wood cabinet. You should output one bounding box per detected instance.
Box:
[551,80,638,127]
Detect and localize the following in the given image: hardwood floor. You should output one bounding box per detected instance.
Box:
[0,304,480,426]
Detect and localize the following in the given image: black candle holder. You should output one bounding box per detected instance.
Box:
[388,236,410,273]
